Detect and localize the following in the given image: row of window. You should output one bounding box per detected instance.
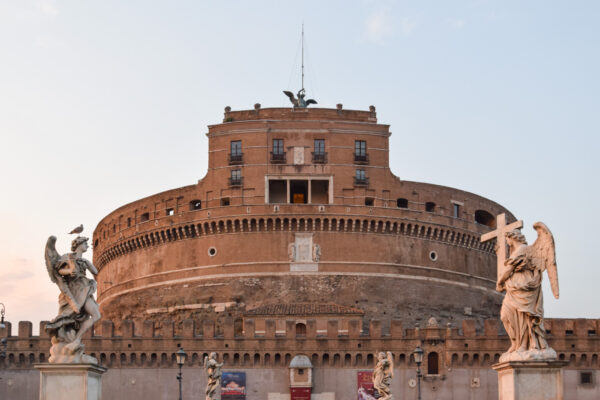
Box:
[98,198,495,241]
[229,139,368,165]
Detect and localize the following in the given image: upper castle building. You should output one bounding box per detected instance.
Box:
[92,104,513,332]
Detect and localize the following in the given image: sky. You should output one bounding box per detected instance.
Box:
[0,1,598,333]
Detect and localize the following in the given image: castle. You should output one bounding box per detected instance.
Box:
[0,105,598,399]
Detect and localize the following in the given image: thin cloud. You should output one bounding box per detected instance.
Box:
[364,10,393,45]
[399,17,417,36]
[447,18,466,29]
[38,0,59,16]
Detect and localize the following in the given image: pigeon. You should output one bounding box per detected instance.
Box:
[69,224,84,234]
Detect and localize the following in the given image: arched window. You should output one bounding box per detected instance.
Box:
[296,323,307,337]
[427,352,439,375]
[397,198,408,208]
[475,210,496,228]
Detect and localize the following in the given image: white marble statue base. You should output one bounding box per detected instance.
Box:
[493,360,568,400]
[34,363,107,400]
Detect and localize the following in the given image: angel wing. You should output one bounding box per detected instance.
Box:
[283,91,297,106]
[306,99,317,105]
[204,355,209,372]
[45,236,60,283]
[530,222,559,299]
[386,351,394,378]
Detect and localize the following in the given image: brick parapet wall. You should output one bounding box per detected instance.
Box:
[1,318,598,370]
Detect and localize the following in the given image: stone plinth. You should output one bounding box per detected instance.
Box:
[493,360,568,400]
[34,363,107,400]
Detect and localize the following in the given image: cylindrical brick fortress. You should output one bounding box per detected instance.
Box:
[93,107,514,329]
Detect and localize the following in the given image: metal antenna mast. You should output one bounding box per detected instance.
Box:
[301,22,304,91]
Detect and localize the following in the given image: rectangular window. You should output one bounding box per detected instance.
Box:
[268,180,287,203]
[273,139,284,155]
[166,208,174,216]
[230,140,242,156]
[355,169,368,186]
[312,139,327,163]
[355,140,366,156]
[580,372,592,384]
[314,139,325,155]
[229,140,243,164]
[453,203,460,218]
[230,169,242,186]
[271,139,285,163]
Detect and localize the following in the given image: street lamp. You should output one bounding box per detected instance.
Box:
[175,347,187,400]
[0,303,6,359]
[0,303,5,329]
[413,345,424,400]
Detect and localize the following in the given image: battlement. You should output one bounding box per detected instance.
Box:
[3,318,598,340]
[2,318,599,371]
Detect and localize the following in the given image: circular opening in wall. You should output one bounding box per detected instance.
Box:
[208,247,217,256]
[429,251,438,261]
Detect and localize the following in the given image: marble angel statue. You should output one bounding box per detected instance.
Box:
[204,352,224,400]
[44,230,101,364]
[373,351,394,400]
[498,222,559,362]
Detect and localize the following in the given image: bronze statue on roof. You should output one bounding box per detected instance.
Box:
[283,88,317,108]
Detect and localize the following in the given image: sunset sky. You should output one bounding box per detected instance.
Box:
[0,1,598,332]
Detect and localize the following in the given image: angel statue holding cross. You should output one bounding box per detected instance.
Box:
[481,214,559,362]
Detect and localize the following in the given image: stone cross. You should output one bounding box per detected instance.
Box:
[480,213,523,282]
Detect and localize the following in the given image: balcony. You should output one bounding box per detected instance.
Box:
[354,153,369,164]
[229,153,244,165]
[270,152,286,164]
[228,177,243,187]
[354,177,369,187]
[312,152,328,164]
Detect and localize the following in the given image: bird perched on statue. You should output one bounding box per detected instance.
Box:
[283,89,317,108]
[69,224,84,235]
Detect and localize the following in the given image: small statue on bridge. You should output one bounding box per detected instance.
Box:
[204,352,224,400]
[44,227,101,364]
[373,351,394,400]
[481,215,560,362]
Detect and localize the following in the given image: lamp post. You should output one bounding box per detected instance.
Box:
[0,303,5,329]
[413,345,424,400]
[175,347,187,400]
[0,303,6,359]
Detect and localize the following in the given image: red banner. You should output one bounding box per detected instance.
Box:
[357,371,376,400]
[290,387,311,400]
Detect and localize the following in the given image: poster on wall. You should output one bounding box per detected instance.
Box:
[221,372,246,400]
[290,387,311,400]
[357,371,376,400]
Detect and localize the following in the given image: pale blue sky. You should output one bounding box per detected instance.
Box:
[0,1,598,331]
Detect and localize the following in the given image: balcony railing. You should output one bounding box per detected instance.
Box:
[229,153,244,165]
[354,153,369,164]
[228,177,243,187]
[312,152,328,164]
[354,177,369,186]
[270,152,286,164]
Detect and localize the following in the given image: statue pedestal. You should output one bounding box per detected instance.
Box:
[492,360,568,400]
[35,363,107,400]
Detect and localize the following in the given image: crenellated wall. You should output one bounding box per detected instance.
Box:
[1,318,599,370]
[2,318,599,400]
